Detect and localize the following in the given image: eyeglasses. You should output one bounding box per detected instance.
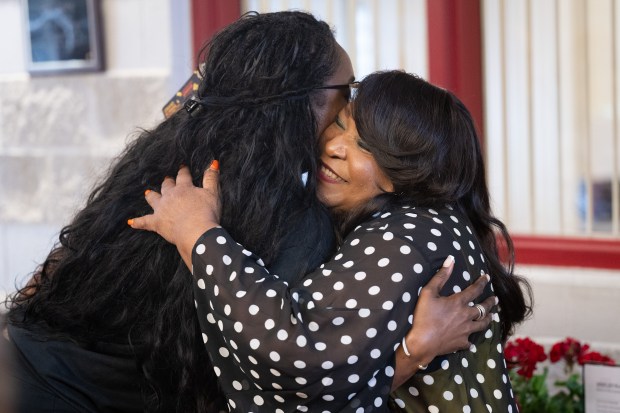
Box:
[314,81,359,101]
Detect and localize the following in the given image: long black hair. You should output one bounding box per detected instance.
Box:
[339,71,532,341]
[8,11,339,412]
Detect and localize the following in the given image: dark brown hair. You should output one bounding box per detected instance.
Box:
[340,71,532,340]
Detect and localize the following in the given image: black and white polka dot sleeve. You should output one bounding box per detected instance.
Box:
[191,222,433,410]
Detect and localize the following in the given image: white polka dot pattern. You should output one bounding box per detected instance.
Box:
[189,206,517,412]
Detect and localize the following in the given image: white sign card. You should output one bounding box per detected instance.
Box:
[585,363,620,413]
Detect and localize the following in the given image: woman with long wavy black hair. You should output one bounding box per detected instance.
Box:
[6,11,351,412]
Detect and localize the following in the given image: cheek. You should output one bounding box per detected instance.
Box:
[357,165,381,189]
[316,184,340,210]
[356,163,393,196]
[315,113,331,137]
[316,93,347,135]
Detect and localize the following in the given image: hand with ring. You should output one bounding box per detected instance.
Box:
[392,258,497,389]
[474,303,487,321]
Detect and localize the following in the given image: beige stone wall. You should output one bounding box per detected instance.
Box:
[0,0,192,294]
[0,73,167,221]
[0,73,170,291]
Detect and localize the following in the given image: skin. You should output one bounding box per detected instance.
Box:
[313,44,356,135]
[318,104,394,212]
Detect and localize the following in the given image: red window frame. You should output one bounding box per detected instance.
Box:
[190,0,241,67]
[427,0,620,270]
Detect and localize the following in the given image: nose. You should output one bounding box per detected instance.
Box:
[322,130,347,159]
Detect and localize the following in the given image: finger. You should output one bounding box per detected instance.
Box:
[471,296,496,328]
[209,159,219,172]
[423,255,455,295]
[143,189,161,209]
[460,341,473,351]
[469,295,496,327]
[480,295,498,315]
[471,310,493,332]
[202,160,220,191]
[127,215,156,232]
[160,176,176,193]
[458,272,490,303]
[175,165,193,186]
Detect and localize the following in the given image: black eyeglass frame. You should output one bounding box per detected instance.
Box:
[314,81,359,101]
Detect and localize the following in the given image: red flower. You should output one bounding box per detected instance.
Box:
[579,351,616,366]
[506,336,617,411]
[504,337,547,378]
[549,337,582,367]
[549,337,616,370]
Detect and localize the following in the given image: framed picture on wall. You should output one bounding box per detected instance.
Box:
[22,0,104,74]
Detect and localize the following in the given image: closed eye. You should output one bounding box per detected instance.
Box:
[335,115,346,130]
[356,136,371,153]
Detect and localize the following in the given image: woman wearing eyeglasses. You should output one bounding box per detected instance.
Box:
[5,12,490,413]
[129,71,532,412]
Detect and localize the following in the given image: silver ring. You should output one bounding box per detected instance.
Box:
[474,304,486,321]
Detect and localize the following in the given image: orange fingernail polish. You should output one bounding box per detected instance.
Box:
[144,189,151,196]
[209,160,219,171]
[127,219,134,226]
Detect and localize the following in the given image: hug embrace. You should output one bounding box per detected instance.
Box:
[6,10,531,413]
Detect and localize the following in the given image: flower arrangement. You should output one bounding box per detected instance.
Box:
[504,337,616,413]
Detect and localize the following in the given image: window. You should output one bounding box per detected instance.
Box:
[483,0,620,237]
[241,0,428,80]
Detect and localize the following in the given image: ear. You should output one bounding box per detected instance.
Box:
[374,156,394,193]
[381,172,395,193]
[379,182,395,195]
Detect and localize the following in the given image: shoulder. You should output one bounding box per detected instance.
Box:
[344,204,480,268]
[333,206,443,269]
[330,207,435,268]
[347,204,468,242]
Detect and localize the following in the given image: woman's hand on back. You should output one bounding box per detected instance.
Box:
[129,162,221,268]
[409,256,496,358]
[392,256,496,389]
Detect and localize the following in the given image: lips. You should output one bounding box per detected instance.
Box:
[319,162,346,183]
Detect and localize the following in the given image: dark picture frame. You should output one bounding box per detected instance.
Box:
[22,0,104,74]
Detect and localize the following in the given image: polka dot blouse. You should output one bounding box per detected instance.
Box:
[191,205,518,412]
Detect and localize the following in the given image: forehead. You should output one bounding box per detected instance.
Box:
[330,44,355,83]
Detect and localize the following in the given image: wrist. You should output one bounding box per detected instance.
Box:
[405,332,436,368]
[181,224,217,269]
